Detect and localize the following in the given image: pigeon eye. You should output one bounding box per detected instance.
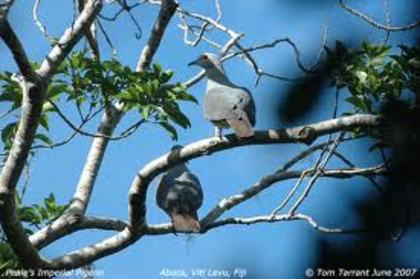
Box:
[202,55,208,60]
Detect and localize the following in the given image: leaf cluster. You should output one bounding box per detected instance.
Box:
[0,51,197,152]
[326,41,419,114]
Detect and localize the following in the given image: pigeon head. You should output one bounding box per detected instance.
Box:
[188,53,224,71]
[188,53,229,83]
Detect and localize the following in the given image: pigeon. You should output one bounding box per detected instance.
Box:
[188,53,256,139]
[156,146,203,232]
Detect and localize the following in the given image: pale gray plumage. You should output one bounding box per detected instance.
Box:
[188,53,256,138]
[156,145,203,232]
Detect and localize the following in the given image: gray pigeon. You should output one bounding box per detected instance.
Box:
[188,53,256,139]
[156,146,203,232]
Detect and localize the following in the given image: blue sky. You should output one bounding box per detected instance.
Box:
[1,0,419,278]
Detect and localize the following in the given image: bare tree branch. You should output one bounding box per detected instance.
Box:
[0,21,37,81]
[128,114,380,229]
[288,132,344,215]
[29,215,127,250]
[0,0,14,22]
[182,33,244,88]
[339,0,420,31]
[78,0,100,60]
[30,0,179,252]
[202,165,385,228]
[49,227,142,270]
[36,164,384,269]
[136,0,178,71]
[97,19,117,56]
[37,0,103,81]
[24,114,380,269]
[204,213,360,234]
[32,0,56,44]
[0,0,103,270]
[67,109,121,217]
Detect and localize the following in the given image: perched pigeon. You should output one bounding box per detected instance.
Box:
[156,146,203,232]
[188,53,256,138]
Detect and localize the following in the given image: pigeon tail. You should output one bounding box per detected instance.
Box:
[171,212,201,232]
[227,112,254,138]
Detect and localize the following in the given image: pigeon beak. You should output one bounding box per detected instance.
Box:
[188,59,199,66]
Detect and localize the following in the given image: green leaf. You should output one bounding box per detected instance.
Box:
[159,122,178,140]
[141,105,153,119]
[39,114,50,131]
[35,133,53,146]
[355,70,368,83]
[19,207,42,224]
[0,91,19,103]
[151,79,160,92]
[160,70,174,83]
[152,63,163,74]
[335,40,348,56]
[162,103,191,128]
[345,96,365,110]
[34,204,50,220]
[0,260,15,271]
[48,83,69,99]
[1,122,18,149]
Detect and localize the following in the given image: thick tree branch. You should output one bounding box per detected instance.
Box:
[0,80,48,268]
[49,228,142,270]
[36,0,102,81]
[0,0,14,22]
[202,165,385,227]
[26,114,380,269]
[80,216,127,231]
[78,0,100,60]
[31,0,178,251]
[147,211,365,235]
[30,107,122,250]
[0,0,103,270]
[136,0,178,72]
[29,215,127,250]
[69,108,121,215]
[36,164,383,270]
[128,114,380,229]
[0,20,37,81]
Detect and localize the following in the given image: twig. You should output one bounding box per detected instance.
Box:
[203,213,362,234]
[0,107,15,120]
[333,87,339,118]
[381,0,391,45]
[97,20,117,56]
[31,106,105,150]
[288,132,344,215]
[339,0,420,31]
[32,0,56,44]
[49,100,145,141]
[99,2,141,21]
[270,168,313,217]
